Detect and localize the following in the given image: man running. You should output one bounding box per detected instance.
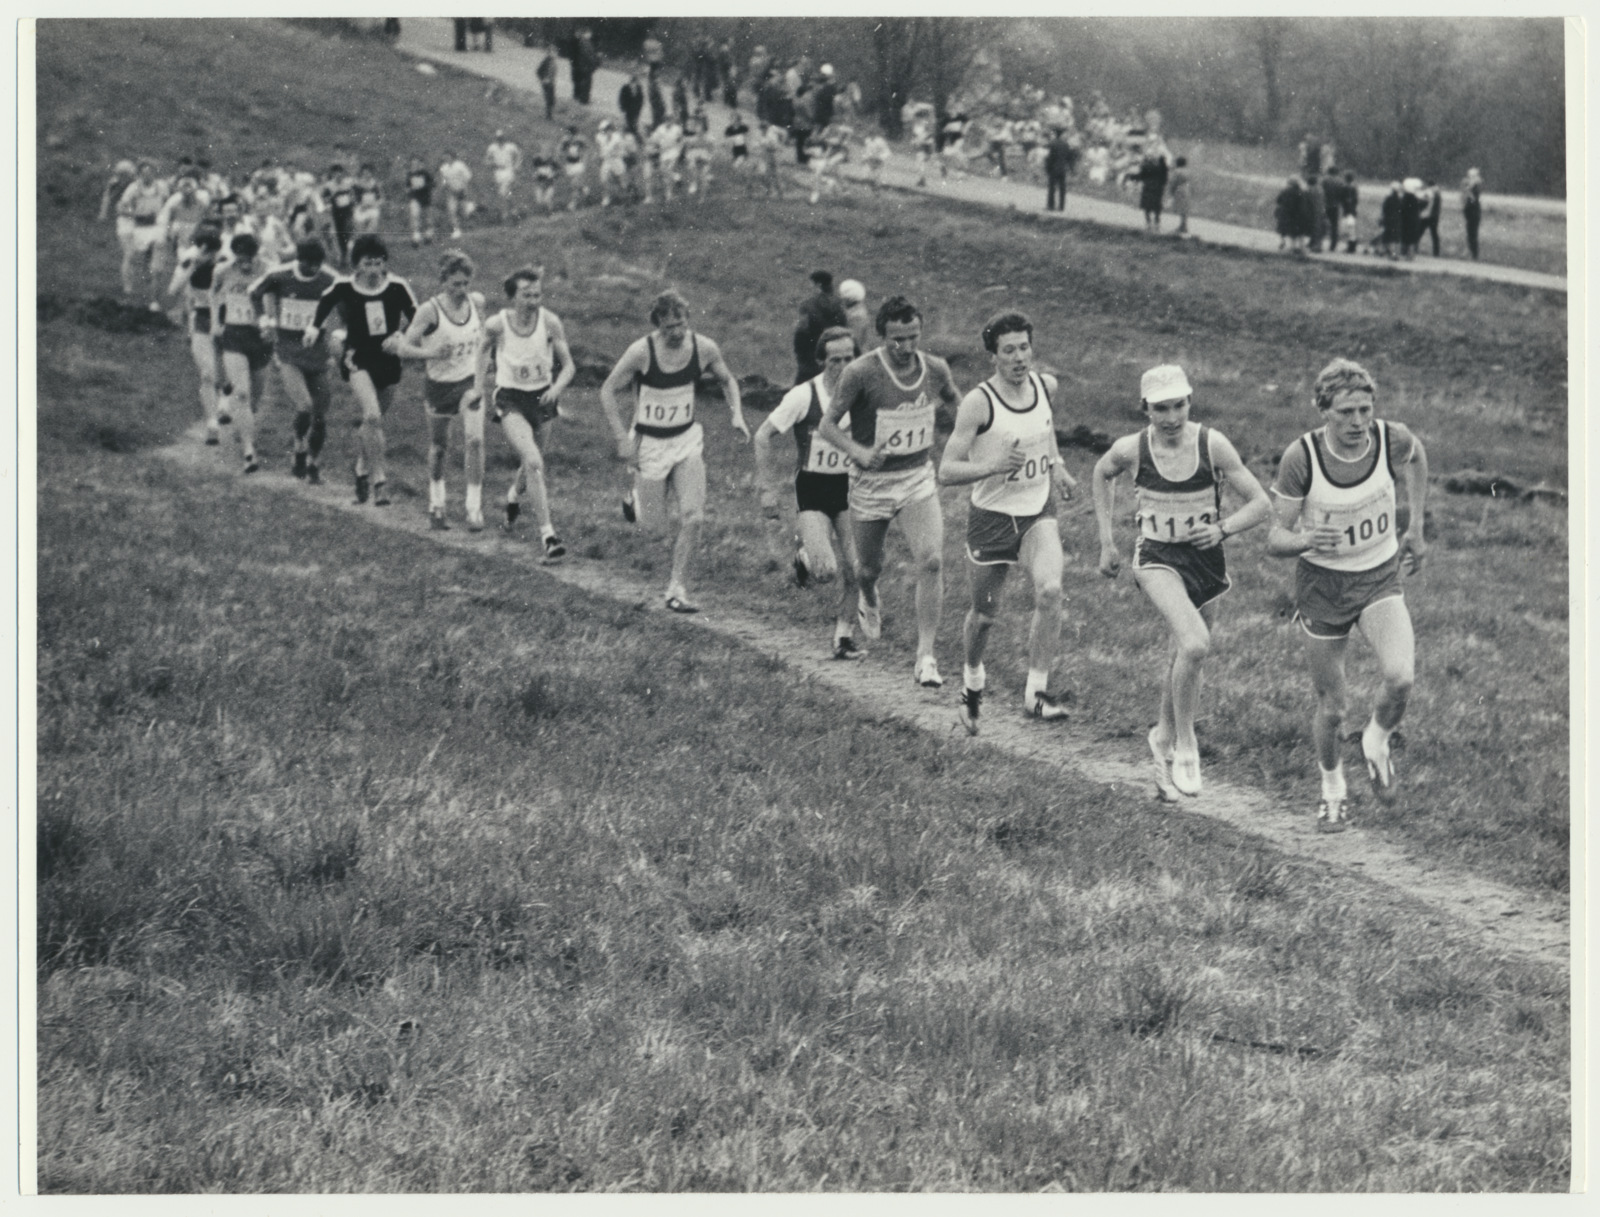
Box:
[1267,358,1430,833]
[596,119,629,207]
[321,165,357,268]
[601,290,749,612]
[250,237,338,483]
[393,250,488,530]
[818,295,961,686]
[940,311,1079,731]
[648,116,685,204]
[476,266,576,559]
[154,170,210,283]
[116,160,169,309]
[754,326,864,659]
[559,125,589,211]
[352,163,384,235]
[486,129,523,221]
[1092,364,1272,797]
[405,156,435,247]
[438,151,473,240]
[306,234,419,507]
[166,225,228,444]
[209,233,272,474]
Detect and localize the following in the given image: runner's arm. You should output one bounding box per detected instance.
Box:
[701,337,748,439]
[1091,436,1138,577]
[1265,440,1340,558]
[1190,431,1271,551]
[544,313,577,404]
[392,300,444,361]
[817,363,881,471]
[474,313,502,401]
[753,387,805,514]
[599,341,647,454]
[938,387,1016,486]
[1393,425,1429,573]
[1038,373,1078,499]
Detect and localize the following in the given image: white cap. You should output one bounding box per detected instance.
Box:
[115,159,137,176]
[1403,176,1422,193]
[838,278,865,303]
[820,64,834,76]
[1140,364,1192,404]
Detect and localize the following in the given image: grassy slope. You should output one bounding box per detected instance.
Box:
[35,20,1570,1191]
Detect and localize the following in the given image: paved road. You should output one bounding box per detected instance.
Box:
[393,19,1565,295]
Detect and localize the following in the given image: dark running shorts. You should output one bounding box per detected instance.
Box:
[425,374,475,416]
[1294,552,1403,639]
[495,385,557,429]
[218,326,273,372]
[966,501,1057,566]
[1134,537,1231,609]
[795,470,849,519]
[343,346,403,393]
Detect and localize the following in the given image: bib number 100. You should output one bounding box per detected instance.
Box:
[1342,512,1390,547]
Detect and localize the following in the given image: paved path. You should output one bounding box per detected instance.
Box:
[392,19,1566,295]
[158,426,1569,971]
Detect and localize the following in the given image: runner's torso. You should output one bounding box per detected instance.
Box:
[1134,424,1221,543]
[1299,422,1399,572]
[848,349,941,473]
[495,308,553,392]
[970,372,1056,515]
[634,333,701,437]
[793,378,851,476]
[258,266,336,365]
[425,294,483,383]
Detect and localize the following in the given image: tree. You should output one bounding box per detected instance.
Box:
[871,19,922,138]
[1251,17,1292,136]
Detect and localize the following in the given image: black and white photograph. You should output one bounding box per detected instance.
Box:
[27,14,1575,1193]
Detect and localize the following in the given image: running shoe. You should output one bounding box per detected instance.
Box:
[466,510,484,532]
[857,591,881,640]
[1149,727,1179,803]
[1171,749,1202,796]
[505,501,521,528]
[242,455,260,475]
[621,490,636,524]
[665,593,700,614]
[373,482,391,507]
[354,473,370,504]
[429,509,450,531]
[204,431,220,447]
[1361,721,1398,804]
[216,409,232,426]
[793,546,811,589]
[292,452,307,479]
[543,534,567,562]
[1315,796,1348,834]
[307,464,321,486]
[958,686,982,736]
[1024,689,1071,722]
[914,655,943,688]
[832,636,864,661]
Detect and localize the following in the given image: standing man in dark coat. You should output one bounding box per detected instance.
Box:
[537,46,559,121]
[570,28,598,105]
[1380,181,1403,258]
[1399,178,1423,259]
[813,65,838,132]
[1420,180,1443,256]
[793,270,848,385]
[1461,168,1484,260]
[619,73,646,139]
[1296,176,1320,249]
[1340,171,1359,252]
[1322,170,1344,250]
[1044,129,1074,212]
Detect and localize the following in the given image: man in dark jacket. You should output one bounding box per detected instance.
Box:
[619,73,646,139]
[813,66,837,131]
[1044,130,1074,212]
[1380,181,1403,258]
[1461,168,1484,260]
[570,28,598,105]
[1420,180,1443,256]
[1340,171,1359,252]
[793,270,848,385]
[1322,170,1344,250]
[537,47,559,121]
[1398,179,1423,259]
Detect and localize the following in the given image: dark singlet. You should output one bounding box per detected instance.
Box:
[1133,425,1222,544]
[634,334,702,439]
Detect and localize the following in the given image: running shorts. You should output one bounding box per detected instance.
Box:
[967,500,1058,566]
[1294,552,1403,639]
[795,470,849,519]
[494,167,515,191]
[494,385,557,429]
[1134,537,1231,609]
[129,221,162,253]
[848,463,938,523]
[218,326,273,372]
[425,374,475,416]
[344,345,403,393]
[276,360,333,413]
[635,422,704,482]
[564,161,585,179]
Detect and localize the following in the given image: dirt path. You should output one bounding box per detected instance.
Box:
[390,19,1566,296]
[154,431,1569,970]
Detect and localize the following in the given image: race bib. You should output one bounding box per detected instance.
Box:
[364,300,388,336]
[1137,487,1218,541]
[637,398,693,427]
[224,290,255,326]
[1002,432,1055,485]
[278,298,318,331]
[878,401,936,454]
[1315,487,1394,558]
[805,435,851,474]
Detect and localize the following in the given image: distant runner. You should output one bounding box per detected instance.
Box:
[165,225,228,445]
[209,232,271,474]
[250,237,338,483]
[405,156,435,247]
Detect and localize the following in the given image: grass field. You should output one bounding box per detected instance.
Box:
[33,19,1571,1192]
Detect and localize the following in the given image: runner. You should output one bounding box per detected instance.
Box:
[98,158,137,223]
[754,326,865,659]
[807,124,850,204]
[596,119,630,207]
[818,295,962,686]
[165,225,228,445]
[837,279,872,352]
[393,250,489,530]
[682,114,714,198]
[352,163,383,235]
[208,232,272,474]
[940,114,969,181]
[321,164,357,267]
[486,129,523,221]
[1091,364,1272,797]
[862,132,890,192]
[910,111,936,187]
[530,144,559,213]
[940,311,1079,731]
[405,156,435,247]
[1267,358,1430,833]
[282,165,323,242]
[724,110,751,191]
[600,290,749,612]
[154,170,211,282]
[476,266,576,558]
[116,160,169,309]
[248,190,296,266]
[648,116,685,204]
[559,125,590,211]
[250,237,338,483]
[758,121,787,198]
[438,150,473,240]
[306,234,419,507]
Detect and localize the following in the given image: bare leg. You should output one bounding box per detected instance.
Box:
[896,491,945,662]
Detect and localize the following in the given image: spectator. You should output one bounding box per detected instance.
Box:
[672,73,691,126]
[1340,171,1359,253]
[642,33,665,82]
[619,72,645,139]
[813,65,837,132]
[467,19,492,52]
[454,18,468,52]
[1297,175,1321,250]
[717,42,737,106]
[1321,170,1344,250]
[1126,153,1168,231]
[748,45,771,99]
[1379,181,1403,259]
[1168,155,1191,235]
[1420,179,1443,256]
[1044,128,1074,212]
[1461,167,1484,260]
[1298,133,1321,179]
[692,36,715,103]
[838,279,872,352]
[570,28,598,105]
[1399,177,1423,259]
[1275,177,1299,251]
[793,269,848,385]
[648,72,669,131]
[536,46,559,121]
[792,85,816,166]
[1306,175,1329,251]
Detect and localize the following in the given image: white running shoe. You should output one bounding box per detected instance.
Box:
[1171,749,1202,796]
[1361,721,1397,804]
[1023,689,1070,722]
[1149,728,1179,803]
[1315,796,1348,834]
[857,592,881,640]
[914,655,943,688]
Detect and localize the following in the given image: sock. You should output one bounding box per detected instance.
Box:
[540,523,556,540]
[293,410,311,450]
[1025,669,1048,702]
[1365,716,1393,746]
[308,416,326,458]
[429,478,446,510]
[465,484,482,516]
[835,621,853,643]
[963,663,986,692]
[1320,763,1346,800]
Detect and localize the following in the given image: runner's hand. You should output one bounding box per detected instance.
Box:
[1399,530,1428,575]
[759,489,781,520]
[302,326,320,348]
[1098,544,1122,579]
[1188,521,1225,550]
[997,437,1026,476]
[462,387,482,412]
[858,443,889,472]
[731,412,751,443]
[380,334,402,355]
[1305,524,1343,556]
[1053,462,1077,500]
[615,433,638,463]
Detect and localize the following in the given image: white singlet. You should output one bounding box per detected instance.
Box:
[969,372,1056,516]
[1300,421,1400,572]
[425,295,484,383]
[495,308,554,392]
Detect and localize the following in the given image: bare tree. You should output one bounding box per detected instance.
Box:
[1251,17,1292,135]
